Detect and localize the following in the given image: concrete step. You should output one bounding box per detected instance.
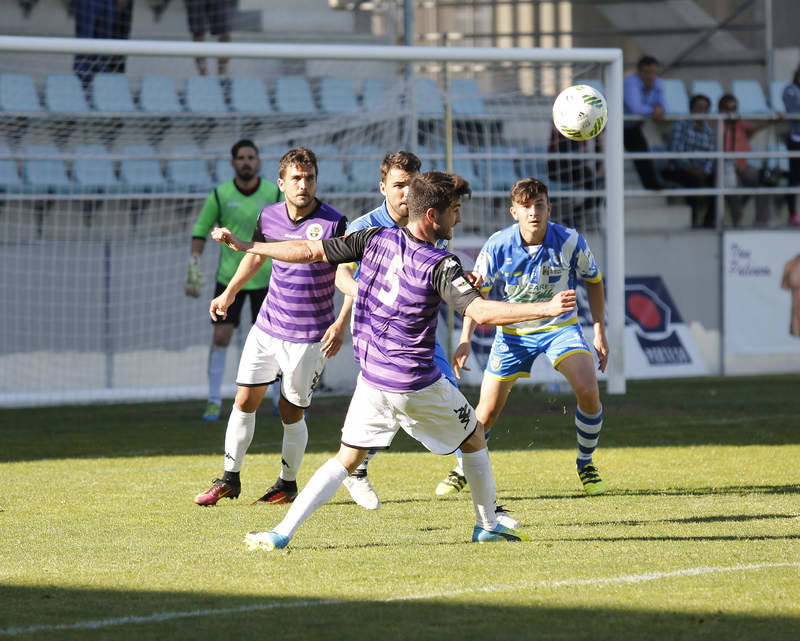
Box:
[625,201,692,231]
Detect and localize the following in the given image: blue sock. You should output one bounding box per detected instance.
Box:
[575,405,603,470]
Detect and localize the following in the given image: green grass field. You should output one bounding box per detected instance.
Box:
[2,375,799,641]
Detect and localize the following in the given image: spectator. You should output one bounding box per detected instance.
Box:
[718,93,774,226]
[782,66,800,226]
[661,94,715,228]
[73,0,114,87]
[547,123,604,230]
[184,0,232,76]
[623,55,666,190]
[106,0,133,74]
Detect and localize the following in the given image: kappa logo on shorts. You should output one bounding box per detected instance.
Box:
[453,403,472,428]
[306,223,324,240]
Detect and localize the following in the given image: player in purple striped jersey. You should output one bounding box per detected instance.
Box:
[211,171,577,549]
[453,177,610,496]
[194,148,351,507]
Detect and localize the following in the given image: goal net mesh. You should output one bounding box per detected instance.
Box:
[0,43,612,405]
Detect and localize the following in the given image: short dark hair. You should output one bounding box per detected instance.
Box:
[380,151,421,182]
[689,94,710,110]
[718,93,738,112]
[510,177,549,205]
[637,55,659,69]
[231,139,258,158]
[407,171,471,220]
[279,147,318,179]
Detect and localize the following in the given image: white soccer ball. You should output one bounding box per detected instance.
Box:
[552,84,608,141]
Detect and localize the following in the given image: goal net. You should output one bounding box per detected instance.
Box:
[0,36,624,406]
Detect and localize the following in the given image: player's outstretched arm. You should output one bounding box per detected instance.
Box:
[464,289,576,326]
[211,227,328,264]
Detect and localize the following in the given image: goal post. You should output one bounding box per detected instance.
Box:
[0,35,625,407]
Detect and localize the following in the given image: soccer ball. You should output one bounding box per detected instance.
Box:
[552,84,608,141]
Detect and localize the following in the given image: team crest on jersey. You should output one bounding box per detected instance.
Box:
[305,223,324,240]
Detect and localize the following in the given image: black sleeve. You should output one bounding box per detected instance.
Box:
[321,226,383,265]
[432,254,481,315]
[251,211,265,242]
[334,216,348,236]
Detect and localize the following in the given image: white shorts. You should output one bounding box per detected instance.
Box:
[341,374,478,455]
[236,326,327,408]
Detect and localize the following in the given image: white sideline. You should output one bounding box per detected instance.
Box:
[2,562,797,636]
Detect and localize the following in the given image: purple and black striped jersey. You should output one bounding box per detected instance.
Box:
[323,226,480,393]
[253,200,347,343]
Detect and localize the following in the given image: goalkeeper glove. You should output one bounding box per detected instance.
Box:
[184,255,206,297]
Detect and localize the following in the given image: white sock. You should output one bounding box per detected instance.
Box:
[207,345,227,406]
[273,458,348,539]
[279,418,308,482]
[461,449,498,530]
[223,407,255,473]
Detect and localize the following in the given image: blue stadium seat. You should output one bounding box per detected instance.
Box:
[361,77,397,112]
[229,76,272,114]
[22,144,73,193]
[319,77,360,113]
[0,73,43,113]
[185,76,228,114]
[166,144,213,192]
[690,80,724,113]
[257,145,287,183]
[139,75,183,114]
[770,80,787,111]
[316,158,349,193]
[449,78,488,116]
[0,143,22,193]
[72,144,121,193]
[44,74,90,113]
[662,78,689,115]
[119,145,167,192]
[274,76,317,114]
[486,147,520,191]
[415,77,445,116]
[347,144,382,192]
[732,80,772,115]
[92,73,137,112]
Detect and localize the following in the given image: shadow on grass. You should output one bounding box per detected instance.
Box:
[0,584,798,641]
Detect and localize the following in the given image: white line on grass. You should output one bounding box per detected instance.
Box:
[2,562,797,636]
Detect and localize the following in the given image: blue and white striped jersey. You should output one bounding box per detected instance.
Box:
[474,221,602,335]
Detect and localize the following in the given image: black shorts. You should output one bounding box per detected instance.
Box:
[185,0,231,36]
[212,281,266,328]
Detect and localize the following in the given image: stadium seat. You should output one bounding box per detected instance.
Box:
[415,77,445,116]
[361,77,398,112]
[449,78,489,116]
[319,77,361,114]
[72,144,121,192]
[0,73,43,113]
[166,144,213,192]
[0,143,22,193]
[274,76,317,114]
[22,144,73,193]
[487,147,520,191]
[770,80,787,111]
[44,74,90,113]
[91,73,137,112]
[732,80,772,115]
[185,76,228,114]
[228,76,272,114]
[520,143,548,180]
[139,75,183,114]
[690,80,724,113]
[347,144,382,192]
[119,145,167,192]
[316,158,350,193]
[257,144,287,183]
[662,78,689,115]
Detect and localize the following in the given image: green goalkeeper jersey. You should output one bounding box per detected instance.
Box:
[191,178,282,290]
